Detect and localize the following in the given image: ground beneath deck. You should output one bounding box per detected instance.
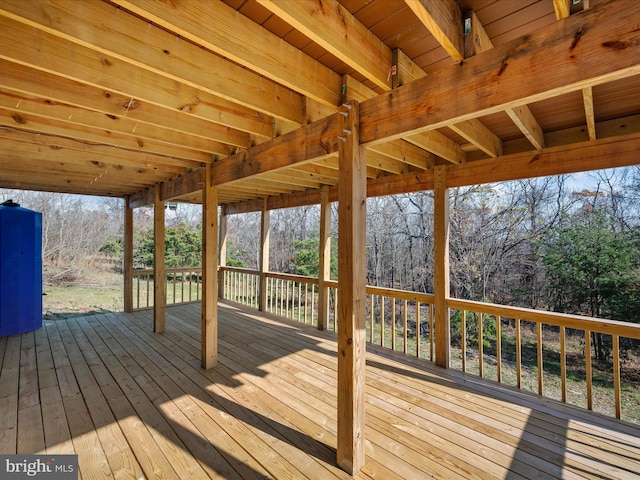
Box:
[1,302,639,479]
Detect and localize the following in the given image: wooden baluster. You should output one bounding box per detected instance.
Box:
[516,319,522,389]
[403,299,408,354]
[478,312,484,378]
[136,277,140,310]
[146,276,150,308]
[429,304,434,362]
[461,310,467,372]
[496,316,502,383]
[391,298,396,351]
[560,326,567,402]
[613,335,621,419]
[416,301,421,358]
[369,294,374,343]
[172,273,177,305]
[585,330,592,410]
[304,282,308,323]
[380,296,385,347]
[537,322,543,395]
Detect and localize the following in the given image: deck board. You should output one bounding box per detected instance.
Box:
[1,301,639,479]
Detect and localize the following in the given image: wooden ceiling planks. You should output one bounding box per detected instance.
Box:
[0,0,638,210]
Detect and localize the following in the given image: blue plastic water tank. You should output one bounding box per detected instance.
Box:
[0,199,43,336]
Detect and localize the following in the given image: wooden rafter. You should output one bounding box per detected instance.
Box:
[360,1,640,145]
[582,87,597,141]
[0,0,637,214]
[506,105,545,151]
[257,0,392,91]
[114,0,342,107]
[553,0,571,20]
[405,0,464,62]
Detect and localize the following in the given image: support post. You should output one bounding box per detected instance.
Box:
[317,185,331,330]
[123,195,134,313]
[259,198,270,312]
[434,165,451,368]
[218,204,228,300]
[336,101,366,475]
[202,163,219,369]
[153,184,166,333]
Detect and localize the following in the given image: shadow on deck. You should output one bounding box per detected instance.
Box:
[1,301,639,479]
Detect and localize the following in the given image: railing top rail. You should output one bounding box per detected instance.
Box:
[265,271,319,284]
[220,266,260,274]
[132,269,153,276]
[367,285,435,303]
[133,267,203,276]
[448,298,640,339]
[167,267,203,274]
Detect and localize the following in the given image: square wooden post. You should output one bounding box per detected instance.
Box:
[317,185,331,330]
[202,163,219,369]
[259,198,270,312]
[336,101,366,475]
[434,165,451,368]
[153,184,166,333]
[123,195,134,313]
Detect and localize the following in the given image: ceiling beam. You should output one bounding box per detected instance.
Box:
[360,0,640,145]
[448,131,640,188]
[582,87,597,141]
[245,0,456,165]
[404,0,464,62]
[212,113,341,185]
[225,131,640,215]
[405,130,466,164]
[463,10,492,58]
[0,60,262,144]
[0,107,211,163]
[0,15,255,146]
[0,90,231,156]
[390,14,501,160]
[0,128,196,170]
[257,0,391,91]
[553,0,571,20]
[114,0,342,108]
[0,0,298,129]
[448,119,502,157]
[506,105,545,151]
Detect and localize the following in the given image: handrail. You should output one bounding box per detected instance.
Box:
[447,297,640,421]
[448,298,640,339]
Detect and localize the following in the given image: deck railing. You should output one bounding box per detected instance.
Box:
[221,266,260,308]
[220,267,437,359]
[265,272,322,325]
[137,266,640,423]
[447,298,640,421]
[132,267,202,309]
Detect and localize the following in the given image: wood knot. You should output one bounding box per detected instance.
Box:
[12,113,26,124]
[121,99,139,111]
[497,61,508,76]
[570,28,583,51]
[602,40,629,50]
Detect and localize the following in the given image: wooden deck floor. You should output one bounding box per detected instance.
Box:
[1,301,639,479]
